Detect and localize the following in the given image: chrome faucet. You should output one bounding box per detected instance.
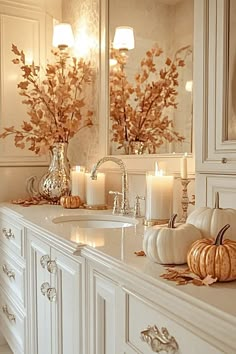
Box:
[90,157,129,215]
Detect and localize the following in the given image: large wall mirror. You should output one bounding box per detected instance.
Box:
[106,0,194,157]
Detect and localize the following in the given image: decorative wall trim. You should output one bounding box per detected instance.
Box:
[195,0,236,173]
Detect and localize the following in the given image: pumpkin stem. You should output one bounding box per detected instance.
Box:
[214,192,220,209]
[214,224,230,245]
[168,214,178,228]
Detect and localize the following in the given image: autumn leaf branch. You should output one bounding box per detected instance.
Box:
[0,44,94,155]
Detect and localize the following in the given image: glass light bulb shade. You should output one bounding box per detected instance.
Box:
[109,58,118,66]
[113,26,135,50]
[53,23,74,49]
[185,80,193,92]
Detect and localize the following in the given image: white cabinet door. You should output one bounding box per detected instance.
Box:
[27,232,52,354]
[50,248,85,354]
[87,264,118,354]
[196,173,236,208]
[27,230,85,354]
[195,0,236,174]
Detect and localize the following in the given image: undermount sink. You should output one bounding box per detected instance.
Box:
[52,214,138,229]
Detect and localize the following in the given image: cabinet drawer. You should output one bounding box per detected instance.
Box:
[124,291,221,354]
[0,247,25,307]
[0,287,25,354]
[0,215,24,257]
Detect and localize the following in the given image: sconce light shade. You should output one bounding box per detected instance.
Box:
[113,26,135,50]
[53,23,74,49]
[185,80,193,92]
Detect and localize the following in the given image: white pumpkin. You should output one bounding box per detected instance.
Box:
[143,214,202,265]
[187,192,236,240]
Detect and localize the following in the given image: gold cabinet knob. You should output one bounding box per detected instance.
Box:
[2,305,16,323]
[2,264,15,280]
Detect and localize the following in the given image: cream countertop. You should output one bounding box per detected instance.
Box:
[0,202,236,325]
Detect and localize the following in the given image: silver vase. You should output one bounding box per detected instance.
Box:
[123,141,146,155]
[38,142,71,202]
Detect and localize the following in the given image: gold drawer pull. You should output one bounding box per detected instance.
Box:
[140,325,179,353]
[2,264,15,280]
[2,228,15,240]
[2,305,16,323]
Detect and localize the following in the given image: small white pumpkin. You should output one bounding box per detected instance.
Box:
[187,192,236,241]
[143,214,202,265]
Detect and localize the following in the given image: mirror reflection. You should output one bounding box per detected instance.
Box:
[108,0,193,155]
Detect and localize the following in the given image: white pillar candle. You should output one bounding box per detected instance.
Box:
[85,172,106,206]
[71,166,85,201]
[145,167,173,221]
[180,152,188,179]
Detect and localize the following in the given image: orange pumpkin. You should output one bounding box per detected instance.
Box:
[187,224,236,282]
[60,195,81,209]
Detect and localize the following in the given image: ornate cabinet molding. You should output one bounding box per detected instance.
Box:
[195,0,236,173]
[0,1,50,166]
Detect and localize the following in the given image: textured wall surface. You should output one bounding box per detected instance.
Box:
[62,0,100,170]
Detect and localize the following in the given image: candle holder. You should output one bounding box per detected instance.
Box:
[179,178,195,223]
[143,218,169,227]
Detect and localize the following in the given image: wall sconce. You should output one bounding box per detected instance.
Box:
[113,26,135,51]
[52,23,74,50]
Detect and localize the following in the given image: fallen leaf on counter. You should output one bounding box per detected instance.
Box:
[192,278,204,286]
[134,250,146,256]
[11,196,50,207]
[160,267,218,286]
[201,274,218,286]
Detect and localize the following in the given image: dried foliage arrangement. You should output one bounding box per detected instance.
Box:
[0,44,94,155]
[110,44,192,153]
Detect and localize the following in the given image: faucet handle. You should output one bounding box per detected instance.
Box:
[134,195,145,218]
[109,191,122,214]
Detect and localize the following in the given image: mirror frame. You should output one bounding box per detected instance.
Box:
[99,0,195,175]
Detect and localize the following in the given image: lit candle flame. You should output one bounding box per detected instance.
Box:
[155,161,159,175]
[155,162,164,176]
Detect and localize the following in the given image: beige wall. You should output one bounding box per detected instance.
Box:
[0,166,47,202]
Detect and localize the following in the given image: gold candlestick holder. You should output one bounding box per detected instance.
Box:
[179,178,195,223]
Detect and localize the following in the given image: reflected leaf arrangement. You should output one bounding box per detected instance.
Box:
[109,44,192,154]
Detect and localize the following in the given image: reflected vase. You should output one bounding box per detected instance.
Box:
[124,141,146,155]
[38,142,71,202]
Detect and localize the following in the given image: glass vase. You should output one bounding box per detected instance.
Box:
[38,142,71,202]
